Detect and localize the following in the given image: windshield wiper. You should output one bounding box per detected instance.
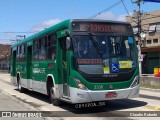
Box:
[88,33,102,57]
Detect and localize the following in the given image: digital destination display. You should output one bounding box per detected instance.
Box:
[77,59,103,65]
[72,22,132,33]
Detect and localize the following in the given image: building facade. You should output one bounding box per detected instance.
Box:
[0,44,11,70]
[126,10,160,74]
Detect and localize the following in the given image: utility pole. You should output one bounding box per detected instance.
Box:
[132,0,142,76]
[137,0,142,76]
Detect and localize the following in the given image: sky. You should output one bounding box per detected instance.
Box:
[0,0,160,44]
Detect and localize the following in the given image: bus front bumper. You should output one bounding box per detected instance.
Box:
[70,85,139,104]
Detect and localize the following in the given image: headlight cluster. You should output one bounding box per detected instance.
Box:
[74,78,89,90]
[130,75,139,88]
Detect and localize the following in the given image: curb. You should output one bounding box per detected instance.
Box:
[0,73,10,75]
[140,87,160,92]
[143,105,160,111]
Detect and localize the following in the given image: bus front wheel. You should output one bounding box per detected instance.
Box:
[49,85,61,106]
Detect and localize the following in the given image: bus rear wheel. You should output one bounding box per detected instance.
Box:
[17,77,25,93]
[49,85,61,106]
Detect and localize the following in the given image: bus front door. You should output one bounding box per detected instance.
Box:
[59,37,70,98]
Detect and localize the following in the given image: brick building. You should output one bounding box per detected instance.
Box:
[126,10,160,74]
[0,44,11,70]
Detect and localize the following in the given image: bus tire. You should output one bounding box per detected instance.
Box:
[49,85,61,106]
[17,76,25,93]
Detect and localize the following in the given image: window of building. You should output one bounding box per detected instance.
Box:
[133,27,138,34]
[149,25,156,33]
[147,40,152,44]
[153,39,158,43]
[156,24,160,31]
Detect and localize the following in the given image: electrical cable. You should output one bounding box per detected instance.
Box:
[89,0,125,19]
[0,32,37,33]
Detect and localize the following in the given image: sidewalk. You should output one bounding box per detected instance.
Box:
[137,88,160,111]
[0,89,30,111]
[140,87,160,92]
[0,89,46,120]
[140,75,160,90]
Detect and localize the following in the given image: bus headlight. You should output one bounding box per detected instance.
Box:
[74,78,89,90]
[130,75,139,88]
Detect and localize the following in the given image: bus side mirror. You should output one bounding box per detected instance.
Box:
[66,37,71,50]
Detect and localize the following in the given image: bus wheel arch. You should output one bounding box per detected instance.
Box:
[46,75,61,106]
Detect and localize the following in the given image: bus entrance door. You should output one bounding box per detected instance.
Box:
[59,37,70,98]
[27,46,32,89]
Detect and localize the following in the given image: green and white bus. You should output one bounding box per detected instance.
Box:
[11,19,139,106]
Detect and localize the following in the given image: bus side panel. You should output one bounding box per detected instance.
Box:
[31,61,49,94]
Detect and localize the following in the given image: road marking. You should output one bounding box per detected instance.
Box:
[155,107,160,110]
[143,105,160,111]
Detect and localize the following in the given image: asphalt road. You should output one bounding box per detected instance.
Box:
[0,73,160,120]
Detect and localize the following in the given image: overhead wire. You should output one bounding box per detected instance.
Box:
[0,32,36,42]
[121,0,139,24]
[0,32,37,34]
[121,0,130,17]
[89,0,125,19]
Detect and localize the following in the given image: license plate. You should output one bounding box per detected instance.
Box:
[105,92,117,98]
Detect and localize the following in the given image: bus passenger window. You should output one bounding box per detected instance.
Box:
[17,46,20,62]
[40,47,46,60]
[19,46,22,61]
[47,34,56,60]
[39,37,46,60]
[33,40,39,61]
[47,46,55,60]
[52,47,56,59]
[20,45,26,61]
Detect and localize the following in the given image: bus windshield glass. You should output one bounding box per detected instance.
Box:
[72,35,137,74]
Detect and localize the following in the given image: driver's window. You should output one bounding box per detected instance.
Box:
[109,37,121,56]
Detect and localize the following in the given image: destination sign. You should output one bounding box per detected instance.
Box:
[77,59,102,65]
[72,22,132,33]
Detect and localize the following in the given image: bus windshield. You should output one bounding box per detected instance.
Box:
[72,35,137,74]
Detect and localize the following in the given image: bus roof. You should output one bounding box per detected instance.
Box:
[11,19,131,48]
[11,19,71,48]
[71,19,130,24]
